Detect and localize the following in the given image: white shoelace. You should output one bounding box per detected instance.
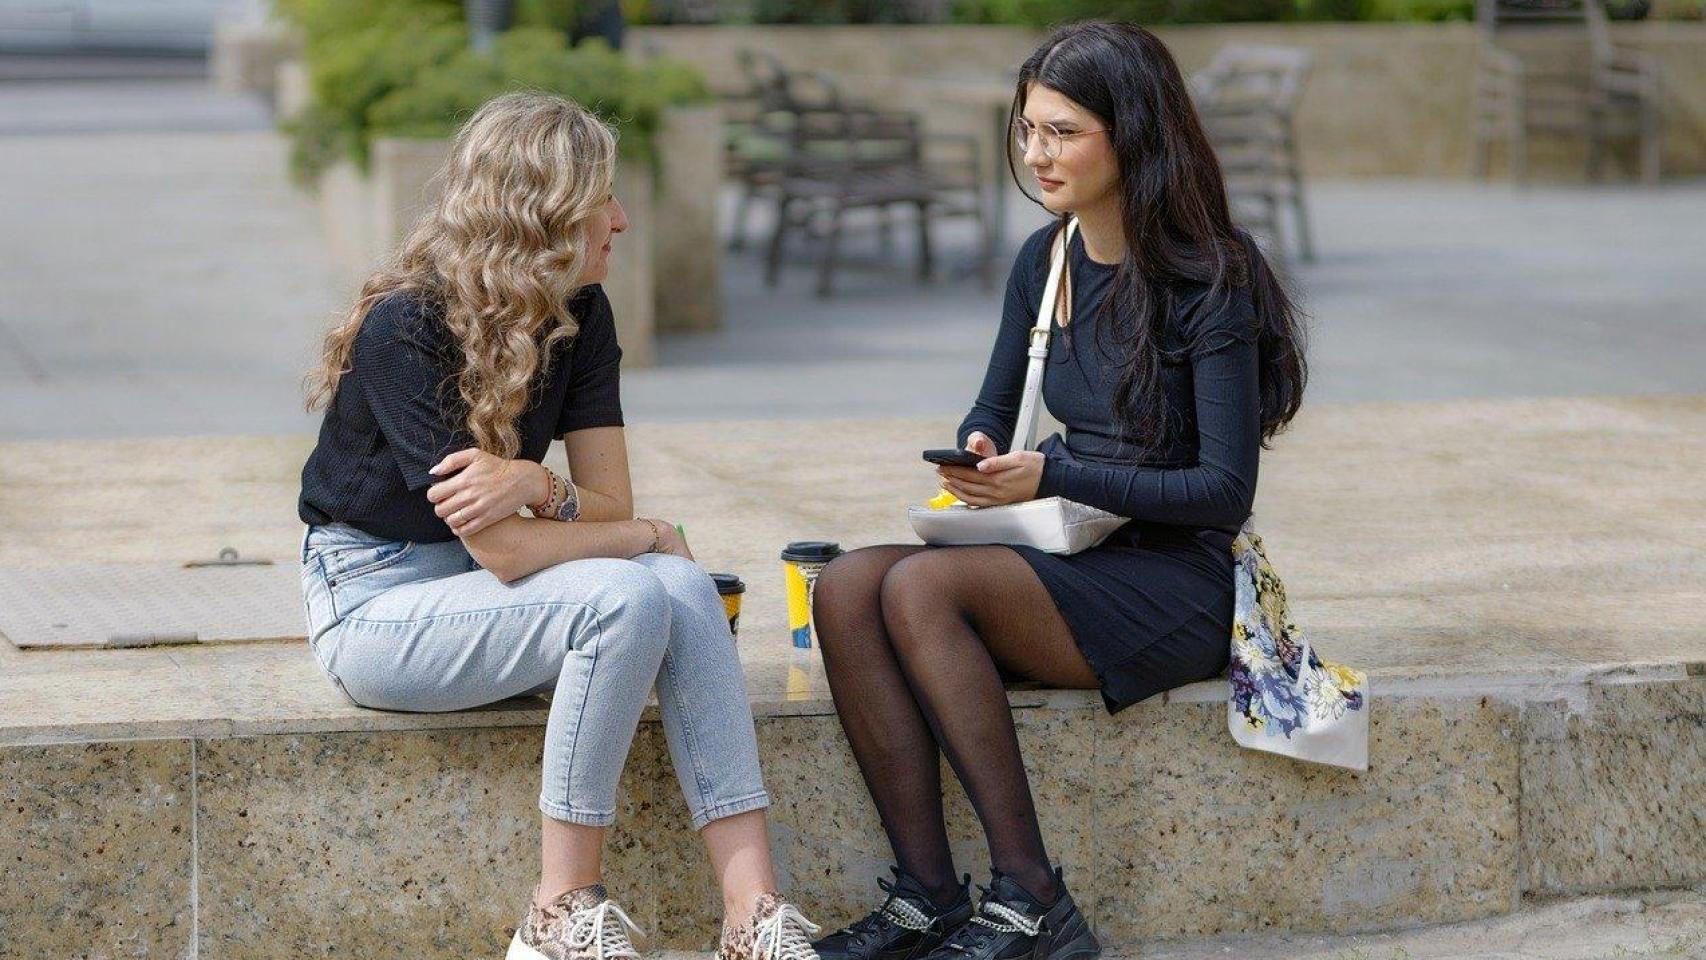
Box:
[969,902,1042,937]
[563,899,646,960]
[754,902,823,960]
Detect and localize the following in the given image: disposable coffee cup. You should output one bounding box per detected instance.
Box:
[781,541,843,649]
[710,572,745,639]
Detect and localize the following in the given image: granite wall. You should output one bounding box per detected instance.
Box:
[5,674,1701,957]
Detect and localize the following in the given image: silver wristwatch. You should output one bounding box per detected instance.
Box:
[552,479,581,522]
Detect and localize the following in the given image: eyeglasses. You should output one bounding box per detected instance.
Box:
[1012,118,1108,160]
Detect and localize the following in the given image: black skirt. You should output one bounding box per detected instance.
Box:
[1008,520,1234,714]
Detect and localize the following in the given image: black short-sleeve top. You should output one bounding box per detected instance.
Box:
[297,284,624,543]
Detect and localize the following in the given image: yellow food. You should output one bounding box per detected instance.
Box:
[927,489,963,510]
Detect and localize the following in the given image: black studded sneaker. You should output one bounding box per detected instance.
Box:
[920,868,1100,960]
[813,867,975,960]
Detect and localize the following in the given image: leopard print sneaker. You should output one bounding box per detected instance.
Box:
[719,892,824,960]
[507,883,647,960]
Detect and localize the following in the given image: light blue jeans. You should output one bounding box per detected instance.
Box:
[298,521,771,829]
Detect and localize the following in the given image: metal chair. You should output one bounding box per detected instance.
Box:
[723,49,799,252]
[728,58,987,297]
[1583,0,1663,182]
[1192,44,1316,263]
[1473,0,1662,183]
[763,104,987,297]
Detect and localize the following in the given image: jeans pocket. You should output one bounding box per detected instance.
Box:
[320,540,416,587]
[305,524,420,620]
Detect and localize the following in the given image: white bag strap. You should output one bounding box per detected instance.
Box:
[1011,217,1078,453]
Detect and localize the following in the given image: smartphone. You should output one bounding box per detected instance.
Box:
[923,448,986,467]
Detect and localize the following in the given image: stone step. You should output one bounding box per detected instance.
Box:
[3,655,1701,959]
[653,889,1706,960]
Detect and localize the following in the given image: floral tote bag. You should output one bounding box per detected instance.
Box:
[1228,520,1369,771]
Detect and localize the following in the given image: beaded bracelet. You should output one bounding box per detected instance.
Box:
[528,467,574,520]
[528,467,559,517]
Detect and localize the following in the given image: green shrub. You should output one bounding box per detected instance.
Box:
[1363,0,1473,19]
[1297,0,1375,19]
[276,5,710,187]
[275,0,461,51]
[955,0,1477,19]
[951,0,1294,24]
[282,12,466,185]
[368,29,708,153]
[514,0,583,30]
[743,0,945,21]
[947,0,1027,23]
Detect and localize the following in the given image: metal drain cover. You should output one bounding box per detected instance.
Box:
[0,563,305,650]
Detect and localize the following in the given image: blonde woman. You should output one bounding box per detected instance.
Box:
[296,92,822,960]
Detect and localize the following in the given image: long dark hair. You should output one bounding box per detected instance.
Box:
[1009,21,1306,451]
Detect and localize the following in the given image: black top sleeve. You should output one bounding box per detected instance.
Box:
[1034,291,1262,527]
[556,286,626,436]
[956,226,1055,454]
[351,294,472,493]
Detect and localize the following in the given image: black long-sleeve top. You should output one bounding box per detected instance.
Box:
[956,224,1261,534]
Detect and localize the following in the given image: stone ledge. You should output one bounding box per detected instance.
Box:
[3,627,1700,748]
[4,672,1701,958]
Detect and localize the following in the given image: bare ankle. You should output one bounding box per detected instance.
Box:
[535,879,605,911]
[722,887,776,926]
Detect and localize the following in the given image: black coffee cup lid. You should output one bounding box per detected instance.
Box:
[710,572,745,594]
[781,541,843,563]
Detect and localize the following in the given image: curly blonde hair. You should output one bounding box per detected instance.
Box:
[304,91,619,459]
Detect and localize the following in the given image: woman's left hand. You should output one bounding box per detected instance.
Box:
[427,448,545,537]
[937,450,1045,507]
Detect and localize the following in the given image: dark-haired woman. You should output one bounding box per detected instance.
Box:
[809,21,1307,960]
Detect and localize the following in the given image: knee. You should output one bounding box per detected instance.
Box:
[813,548,894,622]
[878,554,957,645]
[877,553,930,611]
[630,553,740,659]
[812,548,898,652]
[582,560,672,655]
[632,552,716,603]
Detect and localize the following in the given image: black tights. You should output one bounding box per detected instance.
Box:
[812,545,1101,908]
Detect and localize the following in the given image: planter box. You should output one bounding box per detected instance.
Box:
[311,105,726,368]
[652,103,724,333]
[210,19,304,98]
[273,58,310,124]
